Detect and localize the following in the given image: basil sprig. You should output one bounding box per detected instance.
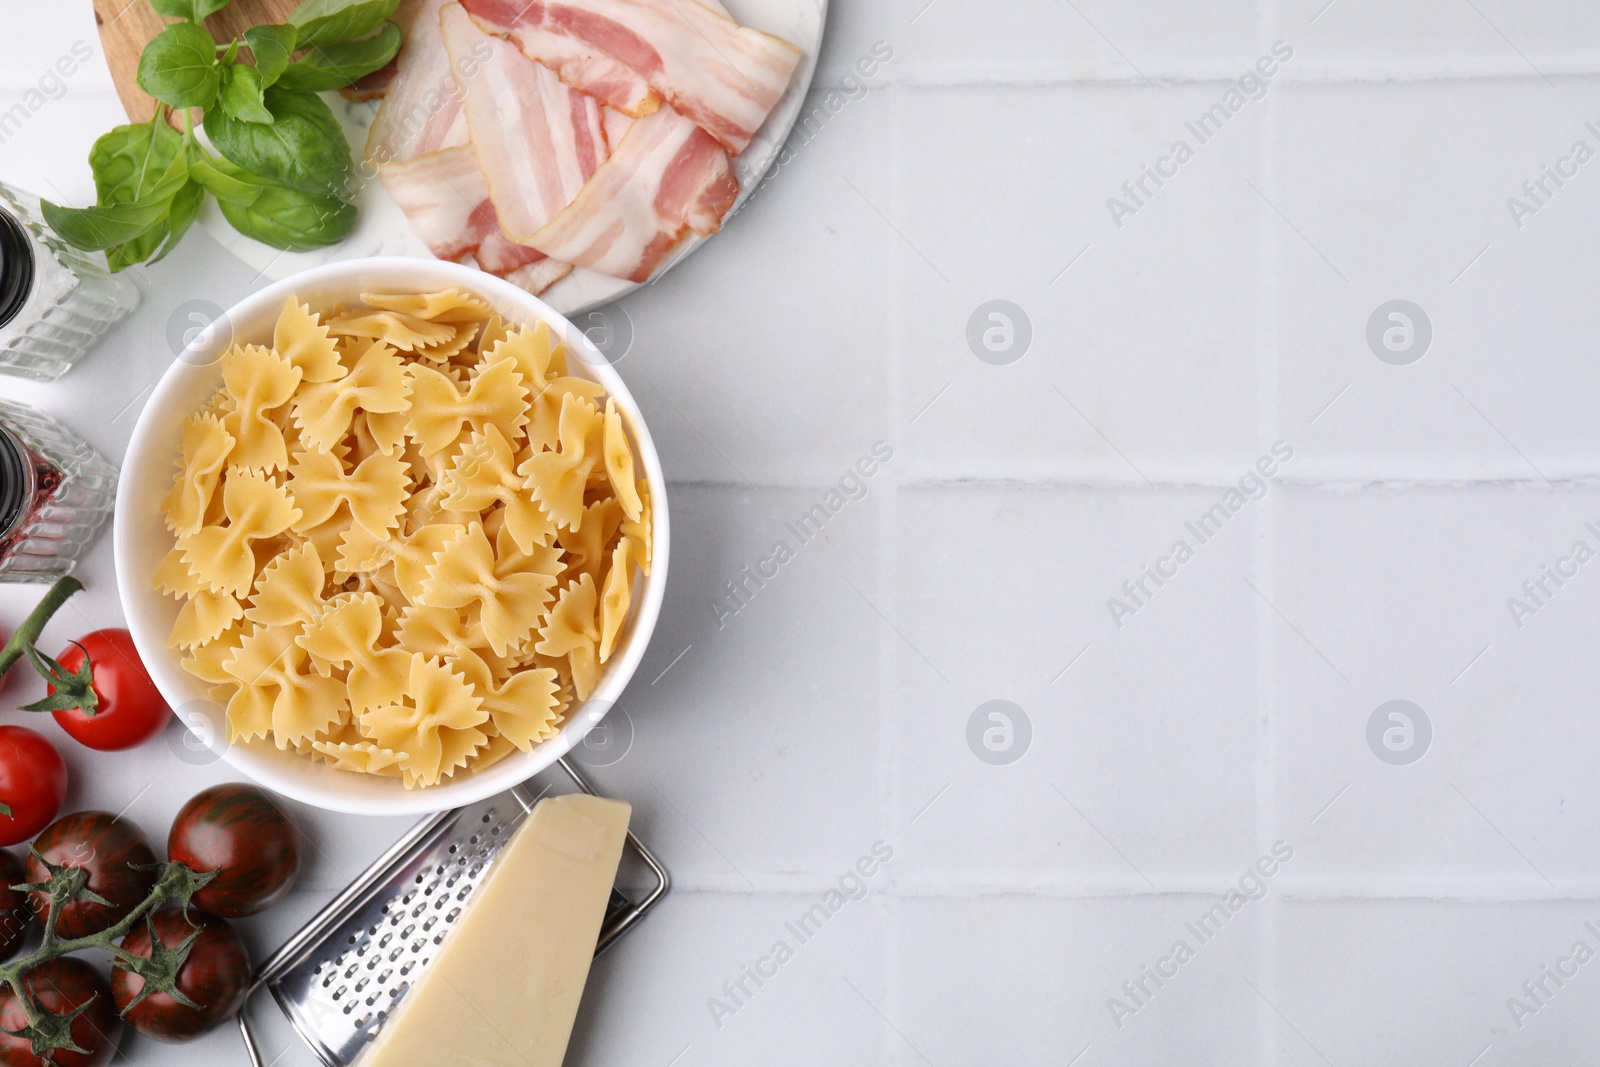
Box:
[42,0,401,269]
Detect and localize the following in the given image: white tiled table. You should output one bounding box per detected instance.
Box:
[5,1,1600,1063]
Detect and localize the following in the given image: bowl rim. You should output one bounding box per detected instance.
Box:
[114,257,669,816]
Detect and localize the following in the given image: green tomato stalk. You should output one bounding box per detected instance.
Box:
[1,858,217,1057]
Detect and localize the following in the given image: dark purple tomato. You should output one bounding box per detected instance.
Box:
[25,812,157,940]
[0,851,31,961]
[0,957,121,1067]
[112,909,249,1042]
[166,783,300,918]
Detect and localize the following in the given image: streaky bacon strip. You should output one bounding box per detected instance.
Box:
[367,0,469,164]
[378,147,569,286]
[440,3,609,244]
[457,0,801,156]
[467,11,660,117]
[379,148,491,262]
[529,107,739,283]
[504,259,575,296]
[601,106,635,151]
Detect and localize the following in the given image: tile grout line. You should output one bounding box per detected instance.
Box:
[1254,0,1281,1061]
[879,74,905,1067]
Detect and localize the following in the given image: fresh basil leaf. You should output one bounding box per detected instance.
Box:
[275,21,400,91]
[149,180,206,264]
[243,24,298,86]
[87,119,184,206]
[218,181,355,250]
[148,0,234,18]
[218,63,274,122]
[40,198,172,252]
[147,0,198,18]
[136,23,220,109]
[189,154,265,205]
[106,220,170,272]
[204,85,351,196]
[289,0,400,50]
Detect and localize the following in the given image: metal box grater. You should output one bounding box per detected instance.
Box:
[238,758,668,1067]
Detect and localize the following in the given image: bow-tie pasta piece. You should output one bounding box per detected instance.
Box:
[293,338,410,453]
[599,535,644,664]
[520,393,605,531]
[486,321,563,386]
[327,308,457,352]
[275,299,344,383]
[453,648,561,751]
[476,314,511,361]
[311,740,407,776]
[420,522,556,656]
[299,593,413,710]
[442,425,554,553]
[536,573,602,701]
[178,469,302,597]
[290,450,409,539]
[396,603,479,660]
[221,345,301,472]
[406,357,529,456]
[556,497,623,590]
[221,624,347,748]
[362,289,492,324]
[359,655,490,788]
[526,375,606,453]
[411,322,480,363]
[621,480,654,576]
[171,590,244,651]
[245,541,327,627]
[179,621,246,686]
[162,413,235,537]
[602,398,643,520]
[462,732,520,775]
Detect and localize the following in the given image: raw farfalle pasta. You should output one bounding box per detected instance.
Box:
[155,292,651,788]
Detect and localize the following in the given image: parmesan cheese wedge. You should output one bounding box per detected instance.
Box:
[358,794,632,1067]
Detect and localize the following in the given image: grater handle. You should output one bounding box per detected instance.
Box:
[239,980,268,1067]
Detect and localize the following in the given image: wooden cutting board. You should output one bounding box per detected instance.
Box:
[92,0,300,125]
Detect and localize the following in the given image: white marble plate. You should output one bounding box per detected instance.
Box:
[197,0,828,316]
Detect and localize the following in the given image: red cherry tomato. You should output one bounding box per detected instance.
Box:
[0,728,66,847]
[0,958,121,1067]
[46,629,168,752]
[167,783,301,918]
[112,909,250,1043]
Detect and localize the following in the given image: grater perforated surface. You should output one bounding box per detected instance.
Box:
[240,762,667,1067]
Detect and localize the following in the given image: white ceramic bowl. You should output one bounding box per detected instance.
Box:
[115,258,668,815]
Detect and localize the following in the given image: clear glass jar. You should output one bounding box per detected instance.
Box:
[0,399,118,583]
[0,183,140,381]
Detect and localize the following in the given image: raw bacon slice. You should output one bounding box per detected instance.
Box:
[504,259,575,296]
[470,15,660,117]
[457,0,801,156]
[367,0,469,164]
[379,148,567,281]
[601,107,635,151]
[440,3,609,243]
[379,148,491,262]
[529,107,739,283]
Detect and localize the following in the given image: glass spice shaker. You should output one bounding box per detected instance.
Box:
[0,399,118,583]
[0,182,140,381]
